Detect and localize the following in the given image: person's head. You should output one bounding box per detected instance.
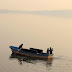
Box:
[50,47,51,50]
[21,44,23,45]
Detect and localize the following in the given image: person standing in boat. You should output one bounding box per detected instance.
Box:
[47,48,49,55]
[16,44,23,53]
[50,47,53,54]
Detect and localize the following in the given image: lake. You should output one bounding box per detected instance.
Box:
[0,13,72,72]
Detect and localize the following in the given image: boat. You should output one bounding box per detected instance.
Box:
[9,46,53,59]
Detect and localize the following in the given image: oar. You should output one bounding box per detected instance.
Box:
[14,48,22,55]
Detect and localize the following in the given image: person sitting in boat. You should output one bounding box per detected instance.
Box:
[16,44,23,53]
[19,44,23,49]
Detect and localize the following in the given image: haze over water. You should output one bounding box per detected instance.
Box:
[0,13,72,72]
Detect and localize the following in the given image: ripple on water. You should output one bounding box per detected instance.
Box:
[0,54,72,72]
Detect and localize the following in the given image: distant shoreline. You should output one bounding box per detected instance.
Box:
[0,9,72,18]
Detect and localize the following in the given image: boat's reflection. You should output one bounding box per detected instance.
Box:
[9,53,53,66]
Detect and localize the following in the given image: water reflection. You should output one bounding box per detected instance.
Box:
[9,54,53,66]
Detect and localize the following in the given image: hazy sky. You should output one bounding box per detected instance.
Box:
[0,0,72,11]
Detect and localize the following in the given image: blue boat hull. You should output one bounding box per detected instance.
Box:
[10,46,53,59]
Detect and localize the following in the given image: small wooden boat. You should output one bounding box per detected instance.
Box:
[9,46,53,59]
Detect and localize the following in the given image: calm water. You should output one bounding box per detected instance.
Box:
[0,13,72,72]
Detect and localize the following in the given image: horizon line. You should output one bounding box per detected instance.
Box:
[0,9,72,18]
[0,9,72,12]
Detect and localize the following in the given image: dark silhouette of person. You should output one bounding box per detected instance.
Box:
[47,48,49,55]
[16,44,23,54]
[50,47,52,54]
[19,44,23,49]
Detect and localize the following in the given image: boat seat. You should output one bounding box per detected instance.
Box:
[21,49,37,53]
[30,48,43,53]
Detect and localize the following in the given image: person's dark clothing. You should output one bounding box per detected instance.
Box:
[47,48,49,54]
[19,44,23,49]
[50,47,52,54]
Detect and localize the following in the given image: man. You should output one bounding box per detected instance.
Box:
[19,44,23,49]
[47,48,49,54]
[16,44,23,53]
[50,47,53,54]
